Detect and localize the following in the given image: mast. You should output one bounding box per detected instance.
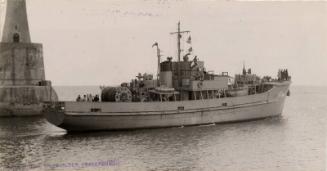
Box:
[152,42,161,86]
[177,22,181,66]
[156,44,161,86]
[170,22,190,88]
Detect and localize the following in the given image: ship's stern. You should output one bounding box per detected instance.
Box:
[43,102,66,127]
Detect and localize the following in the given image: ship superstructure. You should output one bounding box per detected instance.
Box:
[100,23,285,104]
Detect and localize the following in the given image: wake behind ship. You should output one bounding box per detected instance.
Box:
[44,22,291,131]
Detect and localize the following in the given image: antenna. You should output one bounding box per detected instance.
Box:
[242,61,246,75]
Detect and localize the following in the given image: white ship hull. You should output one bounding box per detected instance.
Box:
[45,81,290,131]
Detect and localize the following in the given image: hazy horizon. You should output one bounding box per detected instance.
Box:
[4,0,327,86]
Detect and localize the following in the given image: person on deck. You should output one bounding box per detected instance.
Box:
[82,95,87,102]
[93,95,100,102]
[76,95,81,102]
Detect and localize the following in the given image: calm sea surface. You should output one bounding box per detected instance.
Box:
[0,86,326,171]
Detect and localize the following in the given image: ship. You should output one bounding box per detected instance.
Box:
[44,22,291,131]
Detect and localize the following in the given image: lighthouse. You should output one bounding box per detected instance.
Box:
[0,0,58,116]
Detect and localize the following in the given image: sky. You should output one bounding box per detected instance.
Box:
[11,0,327,86]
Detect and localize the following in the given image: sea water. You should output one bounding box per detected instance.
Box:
[0,86,326,171]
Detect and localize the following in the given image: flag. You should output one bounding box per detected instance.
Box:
[152,42,158,47]
[187,36,192,44]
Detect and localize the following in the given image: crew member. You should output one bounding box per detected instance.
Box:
[76,95,81,102]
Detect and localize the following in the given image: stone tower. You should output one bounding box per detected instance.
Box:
[0,0,58,116]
